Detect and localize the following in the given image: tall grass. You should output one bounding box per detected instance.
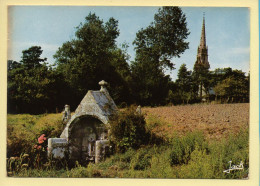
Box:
[7,113,249,179]
[7,113,63,157]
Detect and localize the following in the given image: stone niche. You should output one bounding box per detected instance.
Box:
[48,80,117,163]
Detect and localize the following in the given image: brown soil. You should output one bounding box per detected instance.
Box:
[143,103,249,140]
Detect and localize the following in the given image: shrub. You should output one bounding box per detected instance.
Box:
[169,131,207,165]
[178,146,214,179]
[108,106,149,152]
[130,147,152,170]
[148,146,176,178]
[207,127,249,179]
[176,128,249,179]
[120,148,136,163]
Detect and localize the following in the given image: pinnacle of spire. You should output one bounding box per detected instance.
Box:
[199,15,206,49]
[194,14,210,70]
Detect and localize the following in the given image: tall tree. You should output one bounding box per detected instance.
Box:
[54,13,131,109]
[8,46,56,113]
[131,58,171,106]
[131,7,190,105]
[133,7,189,70]
[20,46,47,70]
[176,64,193,103]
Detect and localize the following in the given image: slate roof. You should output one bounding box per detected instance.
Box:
[60,80,117,139]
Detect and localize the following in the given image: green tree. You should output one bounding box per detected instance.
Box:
[192,63,211,100]
[176,64,193,103]
[213,69,249,103]
[166,81,181,105]
[20,46,47,70]
[131,7,190,105]
[133,7,189,70]
[8,46,57,113]
[131,59,171,106]
[54,13,131,109]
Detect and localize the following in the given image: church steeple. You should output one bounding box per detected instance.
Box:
[195,14,210,69]
[199,15,206,49]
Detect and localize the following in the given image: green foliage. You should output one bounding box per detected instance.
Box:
[108,106,148,152]
[119,148,136,163]
[133,7,190,69]
[192,63,211,99]
[178,146,214,178]
[130,147,152,170]
[213,70,249,102]
[20,46,47,69]
[54,13,131,108]
[7,153,31,176]
[178,128,249,179]
[175,64,193,103]
[8,13,133,114]
[7,114,39,157]
[131,60,171,106]
[8,46,58,114]
[169,131,207,165]
[220,128,249,172]
[131,7,190,106]
[145,114,165,131]
[33,113,65,137]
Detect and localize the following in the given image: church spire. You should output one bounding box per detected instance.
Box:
[194,14,210,69]
[194,14,210,100]
[199,14,206,49]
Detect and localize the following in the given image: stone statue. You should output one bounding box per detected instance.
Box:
[62,104,71,124]
[136,105,141,115]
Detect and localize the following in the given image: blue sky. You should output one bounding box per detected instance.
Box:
[8,6,250,80]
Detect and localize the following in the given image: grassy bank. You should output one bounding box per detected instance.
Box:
[7,105,249,179]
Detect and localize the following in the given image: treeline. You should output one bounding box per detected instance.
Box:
[7,7,249,114]
[170,64,249,105]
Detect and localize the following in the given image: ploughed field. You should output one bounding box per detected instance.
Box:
[143,103,249,140]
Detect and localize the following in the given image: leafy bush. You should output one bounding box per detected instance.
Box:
[169,131,207,165]
[119,148,136,163]
[178,146,214,178]
[108,106,149,152]
[130,147,152,170]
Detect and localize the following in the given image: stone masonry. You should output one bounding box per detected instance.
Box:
[48,80,118,163]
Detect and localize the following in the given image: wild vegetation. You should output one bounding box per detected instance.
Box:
[7,104,249,178]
